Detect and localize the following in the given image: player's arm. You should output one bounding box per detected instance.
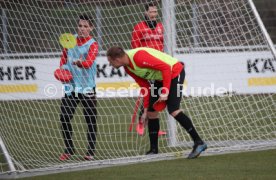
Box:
[131,24,142,49]
[124,67,151,109]
[133,50,172,96]
[74,42,99,68]
[157,24,164,52]
[159,24,164,41]
[60,48,68,68]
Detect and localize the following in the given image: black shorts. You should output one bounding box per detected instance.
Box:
[148,68,185,113]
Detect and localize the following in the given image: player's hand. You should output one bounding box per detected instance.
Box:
[141,108,148,126]
[72,55,83,67]
[72,60,82,67]
[157,93,168,102]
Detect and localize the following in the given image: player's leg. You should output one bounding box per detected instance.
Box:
[166,68,207,159]
[146,81,162,155]
[59,92,79,160]
[136,95,145,135]
[81,92,97,160]
[137,87,166,136]
[167,69,202,142]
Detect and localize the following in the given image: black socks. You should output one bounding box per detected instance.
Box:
[147,118,160,153]
[174,112,203,144]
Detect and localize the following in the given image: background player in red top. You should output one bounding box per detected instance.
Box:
[131,3,164,51]
[131,3,166,136]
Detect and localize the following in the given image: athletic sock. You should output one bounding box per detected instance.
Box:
[174,112,202,144]
[148,118,160,152]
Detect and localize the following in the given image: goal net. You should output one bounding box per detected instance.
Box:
[1,0,276,178]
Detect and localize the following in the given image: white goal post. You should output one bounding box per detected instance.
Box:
[163,0,276,147]
[1,0,276,178]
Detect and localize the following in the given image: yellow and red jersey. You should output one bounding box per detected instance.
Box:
[125,48,184,108]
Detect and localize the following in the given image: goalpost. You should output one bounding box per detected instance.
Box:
[1,0,276,178]
[163,0,276,147]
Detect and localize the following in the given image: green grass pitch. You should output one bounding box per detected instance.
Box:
[0,94,276,178]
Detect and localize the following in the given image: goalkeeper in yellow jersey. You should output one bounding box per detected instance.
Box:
[107,46,207,158]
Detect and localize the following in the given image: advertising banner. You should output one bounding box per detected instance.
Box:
[1,51,275,100]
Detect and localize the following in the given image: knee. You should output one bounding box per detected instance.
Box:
[60,109,74,123]
[84,108,97,116]
[147,111,159,119]
[169,109,182,117]
[60,114,72,123]
[86,117,97,125]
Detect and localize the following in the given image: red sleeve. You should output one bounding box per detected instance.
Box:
[159,24,164,42]
[78,42,99,69]
[60,48,67,67]
[133,50,172,95]
[131,24,142,49]
[124,67,151,108]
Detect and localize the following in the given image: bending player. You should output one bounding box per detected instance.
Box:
[106,46,207,158]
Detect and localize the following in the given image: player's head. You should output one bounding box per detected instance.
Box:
[77,14,93,38]
[145,3,158,21]
[107,46,128,69]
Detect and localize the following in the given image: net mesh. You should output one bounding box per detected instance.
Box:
[0,0,276,177]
